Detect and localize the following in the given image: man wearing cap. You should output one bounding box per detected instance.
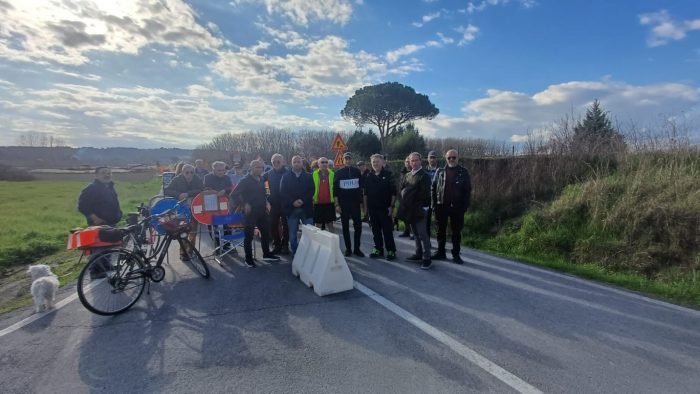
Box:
[431,149,472,264]
[333,152,365,257]
[312,157,336,232]
[425,150,440,237]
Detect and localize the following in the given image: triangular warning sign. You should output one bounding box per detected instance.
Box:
[333,151,345,168]
[331,133,347,151]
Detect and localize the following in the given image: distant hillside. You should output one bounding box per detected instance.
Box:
[0,146,193,168]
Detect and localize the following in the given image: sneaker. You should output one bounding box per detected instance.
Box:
[420,259,433,270]
[369,248,383,258]
[386,250,396,260]
[398,232,410,238]
[406,254,422,262]
[271,245,282,255]
[279,246,290,255]
[354,249,365,257]
[431,251,447,260]
[180,253,190,262]
[410,235,415,240]
[344,249,353,257]
[262,254,280,261]
[244,259,256,268]
[453,254,464,264]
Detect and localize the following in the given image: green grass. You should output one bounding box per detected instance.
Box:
[0,178,159,314]
[0,178,160,268]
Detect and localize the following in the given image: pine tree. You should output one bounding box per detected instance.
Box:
[572,100,625,157]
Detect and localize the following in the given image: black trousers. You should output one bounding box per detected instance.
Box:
[426,207,432,236]
[340,203,362,251]
[435,205,466,255]
[269,203,288,249]
[244,209,271,259]
[369,208,396,252]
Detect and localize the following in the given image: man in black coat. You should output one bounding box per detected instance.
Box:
[263,153,290,255]
[279,155,315,254]
[231,159,280,267]
[77,167,122,226]
[363,154,397,260]
[398,152,432,270]
[333,152,365,257]
[431,149,472,264]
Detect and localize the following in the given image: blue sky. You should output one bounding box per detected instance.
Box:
[0,0,698,148]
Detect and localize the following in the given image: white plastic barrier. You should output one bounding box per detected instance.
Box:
[291,224,354,296]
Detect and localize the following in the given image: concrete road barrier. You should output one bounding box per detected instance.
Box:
[291,224,354,296]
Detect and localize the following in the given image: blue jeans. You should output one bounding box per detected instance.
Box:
[287,208,313,253]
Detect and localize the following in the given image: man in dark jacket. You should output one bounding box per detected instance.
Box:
[364,154,397,260]
[164,164,203,261]
[431,149,472,264]
[231,160,280,267]
[263,153,290,255]
[398,152,432,270]
[333,152,365,257]
[78,167,122,226]
[280,155,315,254]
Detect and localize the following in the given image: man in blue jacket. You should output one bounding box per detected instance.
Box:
[280,155,315,254]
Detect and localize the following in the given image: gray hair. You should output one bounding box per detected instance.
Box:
[271,153,284,162]
[409,152,422,160]
[250,159,264,168]
[211,161,226,169]
[182,164,195,172]
[370,153,384,161]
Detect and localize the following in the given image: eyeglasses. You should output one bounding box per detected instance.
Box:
[320,161,328,164]
[447,157,457,160]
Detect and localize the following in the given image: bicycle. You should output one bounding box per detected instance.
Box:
[76,200,209,315]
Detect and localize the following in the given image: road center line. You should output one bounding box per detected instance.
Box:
[353,280,543,394]
[0,291,80,338]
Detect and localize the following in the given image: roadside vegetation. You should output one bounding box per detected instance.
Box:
[0,177,159,313]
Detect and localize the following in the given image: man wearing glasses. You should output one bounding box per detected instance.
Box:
[312,157,336,233]
[431,149,472,264]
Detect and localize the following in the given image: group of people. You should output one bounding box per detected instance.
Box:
[77,148,472,271]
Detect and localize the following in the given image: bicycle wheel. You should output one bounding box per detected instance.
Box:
[77,249,147,315]
[185,242,210,278]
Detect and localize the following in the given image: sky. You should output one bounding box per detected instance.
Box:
[0,0,698,148]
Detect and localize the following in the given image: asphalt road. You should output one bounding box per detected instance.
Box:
[1,223,700,393]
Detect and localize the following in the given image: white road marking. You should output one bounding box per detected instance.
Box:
[0,291,80,338]
[353,280,543,394]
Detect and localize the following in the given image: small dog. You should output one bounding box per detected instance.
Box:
[27,264,59,313]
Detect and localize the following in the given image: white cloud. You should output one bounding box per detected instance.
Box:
[437,32,455,44]
[412,12,441,28]
[456,25,479,45]
[639,10,700,47]
[466,0,536,14]
[0,81,335,147]
[235,0,353,26]
[0,0,221,65]
[212,35,391,99]
[415,79,700,142]
[386,44,425,63]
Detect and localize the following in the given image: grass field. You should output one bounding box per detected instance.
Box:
[0,177,160,313]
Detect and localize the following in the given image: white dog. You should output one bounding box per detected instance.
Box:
[27,264,59,313]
